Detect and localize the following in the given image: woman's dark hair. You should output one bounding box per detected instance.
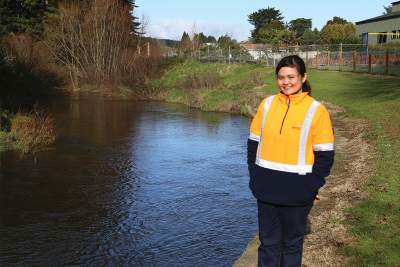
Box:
[275,55,312,94]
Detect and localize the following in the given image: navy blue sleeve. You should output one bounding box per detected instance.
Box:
[312,150,335,179]
[247,139,258,173]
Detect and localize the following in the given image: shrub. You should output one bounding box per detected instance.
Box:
[239,71,264,88]
[179,71,222,90]
[10,109,56,154]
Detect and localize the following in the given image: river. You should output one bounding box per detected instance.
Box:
[0,97,257,266]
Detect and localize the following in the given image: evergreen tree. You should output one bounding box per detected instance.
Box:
[299,28,321,45]
[217,34,238,49]
[288,18,312,38]
[0,0,50,37]
[206,35,216,43]
[130,0,141,35]
[248,7,284,30]
[248,7,284,43]
[180,31,191,53]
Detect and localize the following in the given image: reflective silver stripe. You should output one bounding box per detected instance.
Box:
[255,158,312,174]
[313,143,334,151]
[249,133,260,142]
[297,100,320,174]
[256,96,275,161]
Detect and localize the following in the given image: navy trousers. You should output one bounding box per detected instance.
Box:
[257,200,312,267]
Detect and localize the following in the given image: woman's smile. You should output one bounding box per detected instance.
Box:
[277,66,307,95]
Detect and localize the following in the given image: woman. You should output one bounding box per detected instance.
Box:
[247,55,334,267]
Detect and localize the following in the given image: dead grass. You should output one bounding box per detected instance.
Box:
[179,72,222,90]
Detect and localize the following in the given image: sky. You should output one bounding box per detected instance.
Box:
[135,0,392,41]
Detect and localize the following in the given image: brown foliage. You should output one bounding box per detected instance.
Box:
[180,72,222,90]
[11,109,56,154]
[3,34,34,65]
[239,71,264,88]
[45,0,159,89]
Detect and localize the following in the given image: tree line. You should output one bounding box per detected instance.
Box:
[178,31,240,54]
[248,7,360,45]
[174,6,361,56]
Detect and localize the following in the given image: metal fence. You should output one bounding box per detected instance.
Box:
[171,44,400,76]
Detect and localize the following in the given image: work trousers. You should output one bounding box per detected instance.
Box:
[257,200,312,267]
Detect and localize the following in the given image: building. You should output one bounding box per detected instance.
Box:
[356,1,400,45]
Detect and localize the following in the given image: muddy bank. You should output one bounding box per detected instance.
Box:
[233,104,374,267]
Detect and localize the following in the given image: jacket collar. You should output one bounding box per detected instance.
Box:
[278,91,309,104]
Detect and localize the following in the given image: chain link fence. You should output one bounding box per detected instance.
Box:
[168,44,400,76]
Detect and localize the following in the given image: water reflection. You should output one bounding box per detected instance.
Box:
[0,98,256,266]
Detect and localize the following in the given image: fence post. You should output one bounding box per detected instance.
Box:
[385,49,389,75]
[353,50,356,71]
[339,43,343,71]
[305,49,309,68]
[368,54,372,73]
[228,46,231,64]
[147,42,150,57]
[316,49,319,70]
[327,49,331,70]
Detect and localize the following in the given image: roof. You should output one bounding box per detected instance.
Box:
[392,1,400,5]
[240,43,272,50]
[356,10,400,25]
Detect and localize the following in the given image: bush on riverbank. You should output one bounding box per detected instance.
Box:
[9,110,56,154]
[179,71,222,90]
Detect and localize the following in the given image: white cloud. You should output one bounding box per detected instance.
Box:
[146,18,250,41]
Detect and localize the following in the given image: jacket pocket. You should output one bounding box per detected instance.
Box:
[308,173,325,194]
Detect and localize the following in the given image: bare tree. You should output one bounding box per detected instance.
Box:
[45,0,153,89]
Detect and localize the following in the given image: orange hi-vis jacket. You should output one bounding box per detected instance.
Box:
[249,92,334,175]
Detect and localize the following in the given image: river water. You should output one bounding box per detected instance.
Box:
[0,97,257,266]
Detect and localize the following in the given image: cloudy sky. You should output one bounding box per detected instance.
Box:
[136,0,392,41]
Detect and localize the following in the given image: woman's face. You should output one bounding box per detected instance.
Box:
[277,66,307,96]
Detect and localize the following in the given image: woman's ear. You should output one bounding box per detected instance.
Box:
[302,73,308,83]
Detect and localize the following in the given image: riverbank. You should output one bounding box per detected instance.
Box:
[149,60,400,266]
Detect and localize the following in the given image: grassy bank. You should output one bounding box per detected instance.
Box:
[150,60,400,266]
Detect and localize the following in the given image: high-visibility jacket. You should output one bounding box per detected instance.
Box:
[247,92,334,205]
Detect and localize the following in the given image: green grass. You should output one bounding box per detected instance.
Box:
[152,60,400,266]
[309,70,400,266]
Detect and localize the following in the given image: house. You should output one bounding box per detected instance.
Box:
[356,1,400,45]
[239,43,271,60]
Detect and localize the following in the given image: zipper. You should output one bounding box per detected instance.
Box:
[279,97,290,134]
